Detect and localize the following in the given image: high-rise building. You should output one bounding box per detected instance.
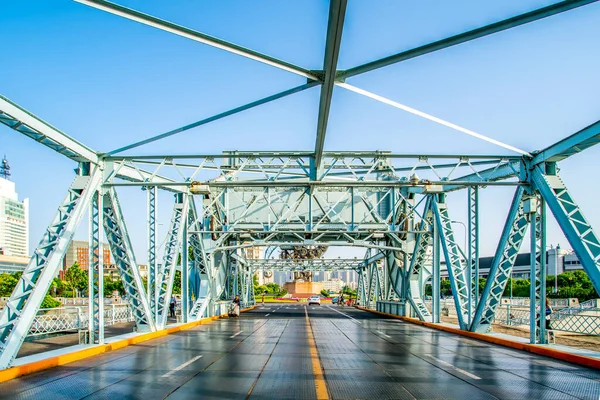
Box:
[0,172,29,258]
[62,240,111,271]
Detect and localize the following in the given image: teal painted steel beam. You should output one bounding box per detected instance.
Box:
[0,95,98,164]
[532,119,600,165]
[339,0,598,80]
[75,0,318,80]
[109,82,319,155]
[470,187,528,332]
[531,166,600,294]
[314,0,347,172]
[432,198,470,329]
[444,160,522,192]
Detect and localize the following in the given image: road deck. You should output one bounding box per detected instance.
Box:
[1,305,598,399]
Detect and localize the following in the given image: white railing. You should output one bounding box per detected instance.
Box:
[27,305,133,337]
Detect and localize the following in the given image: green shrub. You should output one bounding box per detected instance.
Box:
[40,295,61,309]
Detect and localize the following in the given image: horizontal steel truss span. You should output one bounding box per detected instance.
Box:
[245,258,366,272]
[102,153,523,188]
[1,1,600,369]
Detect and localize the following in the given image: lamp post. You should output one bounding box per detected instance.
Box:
[450,220,467,256]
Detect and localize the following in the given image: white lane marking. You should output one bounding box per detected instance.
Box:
[265,313,270,317]
[230,331,243,338]
[161,355,203,378]
[326,306,361,324]
[426,355,481,380]
[376,330,391,338]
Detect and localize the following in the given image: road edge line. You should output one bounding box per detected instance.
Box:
[305,306,330,400]
[356,307,600,370]
[0,305,256,383]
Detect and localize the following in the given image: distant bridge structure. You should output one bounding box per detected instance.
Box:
[0,0,598,370]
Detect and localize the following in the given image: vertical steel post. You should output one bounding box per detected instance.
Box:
[432,216,441,323]
[181,197,189,323]
[147,186,157,317]
[529,196,547,344]
[468,187,479,324]
[88,190,104,344]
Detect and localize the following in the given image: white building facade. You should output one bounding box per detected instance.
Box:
[0,177,28,258]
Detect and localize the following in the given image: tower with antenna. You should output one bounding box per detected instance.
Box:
[0,155,10,180]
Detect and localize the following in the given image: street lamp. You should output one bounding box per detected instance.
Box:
[450,220,467,256]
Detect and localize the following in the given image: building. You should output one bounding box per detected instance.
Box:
[0,174,29,258]
[439,245,580,280]
[0,254,29,274]
[322,278,344,293]
[62,240,111,271]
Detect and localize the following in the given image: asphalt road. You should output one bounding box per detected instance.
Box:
[0,304,598,399]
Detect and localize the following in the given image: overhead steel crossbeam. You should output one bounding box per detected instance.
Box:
[103,153,523,187]
[338,0,598,80]
[72,0,600,158]
[314,0,347,170]
[245,258,363,272]
[74,0,318,80]
[108,82,319,155]
[0,95,98,164]
[532,119,600,165]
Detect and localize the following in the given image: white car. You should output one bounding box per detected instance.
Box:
[308,296,321,305]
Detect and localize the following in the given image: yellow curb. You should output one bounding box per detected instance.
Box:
[357,307,600,370]
[304,306,330,399]
[0,304,257,383]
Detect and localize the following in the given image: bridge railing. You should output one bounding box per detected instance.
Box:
[423,298,600,336]
[27,305,134,337]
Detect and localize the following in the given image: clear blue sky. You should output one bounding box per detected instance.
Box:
[2,0,600,261]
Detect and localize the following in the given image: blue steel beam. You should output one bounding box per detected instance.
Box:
[0,95,98,164]
[444,160,522,192]
[531,166,600,294]
[109,82,319,155]
[432,198,470,329]
[339,0,598,80]
[75,0,318,80]
[532,119,600,165]
[314,0,347,171]
[405,197,434,321]
[470,187,528,333]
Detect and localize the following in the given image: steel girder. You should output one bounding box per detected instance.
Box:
[531,166,600,294]
[467,187,479,323]
[432,198,470,329]
[339,0,598,80]
[88,190,104,344]
[245,258,366,272]
[314,0,347,170]
[0,167,101,368]
[156,194,189,328]
[187,201,213,320]
[103,189,155,331]
[529,195,547,344]
[405,197,434,321]
[470,187,528,333]
[532,119,600,165]
[147,186,157,317]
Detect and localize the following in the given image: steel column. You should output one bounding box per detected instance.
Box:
[88,189,104,344]
[0,167,101,368]
[147,186,157,317]
[529,196,547,344]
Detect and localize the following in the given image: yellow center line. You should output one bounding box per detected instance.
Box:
[304,306,330,400]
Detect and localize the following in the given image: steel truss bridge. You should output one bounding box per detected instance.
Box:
[0,0,599,370]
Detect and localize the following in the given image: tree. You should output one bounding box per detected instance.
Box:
[0,273,18,297]
[64,264,87,298]
[320,289,330,297]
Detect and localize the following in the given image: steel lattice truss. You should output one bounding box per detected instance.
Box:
[0,0,599,368]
